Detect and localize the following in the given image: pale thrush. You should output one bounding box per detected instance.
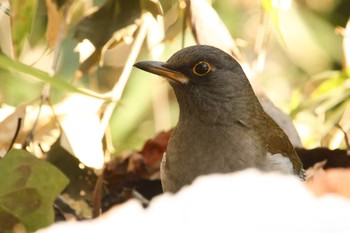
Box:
[134,45,305,193]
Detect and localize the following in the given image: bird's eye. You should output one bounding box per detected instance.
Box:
[192,61,211,76]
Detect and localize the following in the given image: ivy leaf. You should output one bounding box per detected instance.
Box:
[0,149,69,232]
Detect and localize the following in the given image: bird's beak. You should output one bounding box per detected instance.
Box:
[134,61,189,84]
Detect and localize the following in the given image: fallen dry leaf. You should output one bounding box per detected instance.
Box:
[102,131,171,210]
[140,130,171,171]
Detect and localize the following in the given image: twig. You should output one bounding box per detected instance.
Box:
[336,124,350,156]
[23,3,71,148]
[92,172,104,218]
[23,97,45,148]
[6,118,22,153]
[132,190,150,207]
[98,13,151,139]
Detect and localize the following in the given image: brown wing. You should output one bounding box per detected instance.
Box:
[264,113,305,179]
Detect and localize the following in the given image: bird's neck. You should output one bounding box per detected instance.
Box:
[175,90,261,126]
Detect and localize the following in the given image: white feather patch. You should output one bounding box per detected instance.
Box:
[264,152,294,175]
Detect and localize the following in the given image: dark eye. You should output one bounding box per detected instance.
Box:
[193,61,211,76]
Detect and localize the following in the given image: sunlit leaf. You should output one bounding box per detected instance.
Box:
[56,95,105,169]
[0,149,69,232]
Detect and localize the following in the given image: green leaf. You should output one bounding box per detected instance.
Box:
[73,0,150,72]
[311,71,347,97]
[314,89,350,114]
[74,0,142,47]
[292,70,350,115]
[0,54,111,101]
[11,0,37,55]
[324,99,350,130]
[0,149,69,232]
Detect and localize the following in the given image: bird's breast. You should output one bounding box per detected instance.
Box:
[161,122,266,192]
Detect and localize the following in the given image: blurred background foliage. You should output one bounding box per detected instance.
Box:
[0,0,349,159]
[1,0,349,228]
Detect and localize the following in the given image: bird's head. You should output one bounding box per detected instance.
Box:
[134,45,258,124]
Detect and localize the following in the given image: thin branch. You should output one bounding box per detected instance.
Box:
[336,124,350,156]
[98,13,150,139]
[6,118,22,153]
[92,172,104,218]
[23,97,45,148]
[132,189,150,207]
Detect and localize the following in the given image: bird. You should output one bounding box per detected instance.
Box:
[134,45,305,193]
